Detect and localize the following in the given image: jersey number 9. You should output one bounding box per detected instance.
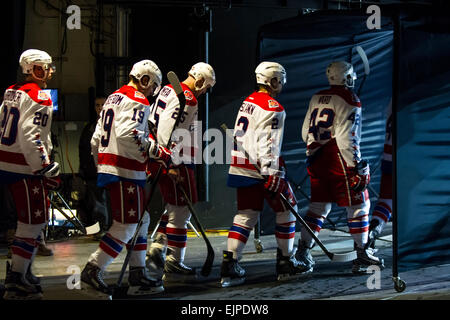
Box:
[101,109,114,147]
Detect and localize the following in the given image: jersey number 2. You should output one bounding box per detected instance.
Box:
[0,105,20,146]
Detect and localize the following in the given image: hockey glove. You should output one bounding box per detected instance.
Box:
[349,160,370,193]
[43,176,62,191]
[148,136,172,167]
[264,175,288,194]
[36,162,60,177]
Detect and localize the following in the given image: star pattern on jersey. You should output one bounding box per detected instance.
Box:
[32,186,40,195]
[34,209,42,218]
[128,209,136,217]
[127,185,135,194]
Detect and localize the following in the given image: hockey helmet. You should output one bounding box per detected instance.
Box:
[130,59,162,96]
[255,61,286,93]
[188,62,216,91]
[19,49,55,81]
[326,61,357,88]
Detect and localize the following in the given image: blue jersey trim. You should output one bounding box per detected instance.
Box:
[97,173,146,188]
[227,174,262,188]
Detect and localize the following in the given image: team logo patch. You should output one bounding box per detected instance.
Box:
[268,100,279,108]
[184,90,194,100]
[38,91,49,100]
[134,91,145,99]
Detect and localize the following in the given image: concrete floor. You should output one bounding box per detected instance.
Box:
[0,222,449,302]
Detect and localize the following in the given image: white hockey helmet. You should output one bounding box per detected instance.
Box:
[19,49,54,81]
[130,59,162,96]
[188,62,216,91]
[326,61,357,88]
[255,61,286,93]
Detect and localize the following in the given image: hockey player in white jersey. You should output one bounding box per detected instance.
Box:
[146,62,215,283]
[0,49,58,300]
[297,61,384,274]
[81,60,172,297]
[220,61,310,288]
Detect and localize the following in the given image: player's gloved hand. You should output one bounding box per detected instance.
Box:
[167,167,181,183]
[149,144,172,167]
[349,160,370,192]
[264,175,287,194]
[36,162,60,177]
[43,176,62,191]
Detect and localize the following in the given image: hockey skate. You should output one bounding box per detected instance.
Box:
[295,240,315,273]
[3,261,43,300]
[80,262,113,300]
[276,248,312,281]
[352,246,385,275]
[220,250,245,288]
[146,235,167,280]
[127,266,164,296]
[162,256,198,283]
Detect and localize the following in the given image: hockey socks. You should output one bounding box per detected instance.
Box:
[348,214,369,248]
[10,236,40,275]
[275,217,296,256]
[227,223,252,260]
[371,198,392,233]
[301,210,326,248]
[90,233,125,270]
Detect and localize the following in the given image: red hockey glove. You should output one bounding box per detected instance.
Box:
[264,175,288,194]
[148,139,172,168]
[43,176,62,191]
[349,160,370,193]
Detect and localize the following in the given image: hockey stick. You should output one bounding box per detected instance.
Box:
[221,124,357,263]
[177,185,215,277]
[115,71,186,288]
[356,45,370,96]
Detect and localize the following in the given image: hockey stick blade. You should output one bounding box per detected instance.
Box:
[167,71,183,95]
[178,185,214,277]
[279,194,357,262]
[356,46,370,75]
[221,123,357,263]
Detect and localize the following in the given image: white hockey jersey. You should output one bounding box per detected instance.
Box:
[91,85,151,187]
[227,91,286,188]
[149,83,199,164]
[302,86,362,168]
[0,82,53,183]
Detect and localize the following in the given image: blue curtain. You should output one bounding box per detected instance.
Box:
[257,11,393,233]
[396,15,450,271]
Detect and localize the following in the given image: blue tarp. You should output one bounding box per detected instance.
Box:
[396,14,450,271]
[257,11,393,233]
[257,9,450,272]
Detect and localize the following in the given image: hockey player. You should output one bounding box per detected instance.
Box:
[0,49,58,300]
[81,60,172,297]
[297,61,384,274]
[367,101,392,249]
[220,61,309,288]
[146,62,216,283]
